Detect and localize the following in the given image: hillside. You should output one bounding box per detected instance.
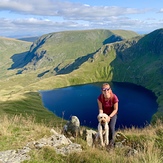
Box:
[10,29,139,77]
[0,29,163,122]
[111,29,163,120]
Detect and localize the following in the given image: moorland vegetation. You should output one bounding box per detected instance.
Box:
[0,28,163,162]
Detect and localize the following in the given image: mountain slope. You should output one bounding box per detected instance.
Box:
[23,29,163,121]
[110,29,163,119]
[0,29,163,123]
[9,29,139,76]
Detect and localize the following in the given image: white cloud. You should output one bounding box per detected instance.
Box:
[0,0,146,18]
[0,0,162,37]
[159,8,163,13]
[0,0,34,12]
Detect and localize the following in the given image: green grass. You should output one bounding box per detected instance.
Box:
[19,29,139,73]
[0,91,66,127]
[0,114,163,163]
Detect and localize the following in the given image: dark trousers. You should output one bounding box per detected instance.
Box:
[108,114,117,145]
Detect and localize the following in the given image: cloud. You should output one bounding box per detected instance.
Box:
[0,0,146,18]
[158,8,163,13]
[0,0,162,37]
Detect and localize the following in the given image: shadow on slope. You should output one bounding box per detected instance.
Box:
[103,35,123,45]
[54,49,100,75]
[8,51,30,70]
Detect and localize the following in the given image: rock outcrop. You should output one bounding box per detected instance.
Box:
[0,115,138,163]
[0,129,82,163]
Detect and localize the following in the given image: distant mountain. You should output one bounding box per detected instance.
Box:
[17,37,39,42]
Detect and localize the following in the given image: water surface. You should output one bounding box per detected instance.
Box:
[40,82,158,129]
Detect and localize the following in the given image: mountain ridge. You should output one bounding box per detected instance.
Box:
[10,29,139,75]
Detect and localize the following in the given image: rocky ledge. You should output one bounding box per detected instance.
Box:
[0,128,82,163]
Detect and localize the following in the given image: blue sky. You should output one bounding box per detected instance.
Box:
[0,0,163,38]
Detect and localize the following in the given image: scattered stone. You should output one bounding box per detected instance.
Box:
[0,128,82,163]
[82,129,97,147]
[0,148,30,163]
[0,115,139,162]
[55,143,82,156]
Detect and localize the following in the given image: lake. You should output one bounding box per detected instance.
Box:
[40,82,158,129]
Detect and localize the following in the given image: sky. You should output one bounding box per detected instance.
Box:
[0,0,163,38]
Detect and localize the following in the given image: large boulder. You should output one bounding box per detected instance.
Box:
[62,116,80,137]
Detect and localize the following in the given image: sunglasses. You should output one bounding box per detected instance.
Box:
[102,88,111,91]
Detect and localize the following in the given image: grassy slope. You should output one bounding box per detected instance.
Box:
[22,30,114,70]
[19,29,139,75]
[110,29,163,121]
[110,29,139,39]
[0,112,163,162]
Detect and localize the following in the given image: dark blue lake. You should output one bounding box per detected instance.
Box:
[40,82,158,129]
